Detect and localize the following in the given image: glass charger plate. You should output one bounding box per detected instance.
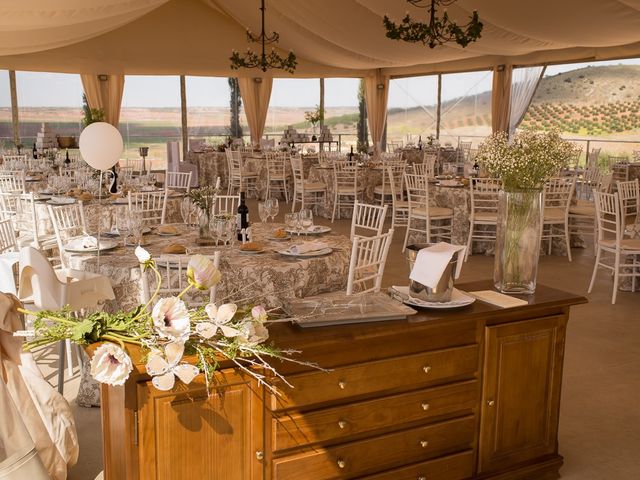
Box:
[287,292,417,327]
[64,240,118,253]
[277,247,332,258]
[389,286,475,309]
[285,226,331,235]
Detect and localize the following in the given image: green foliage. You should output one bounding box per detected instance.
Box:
[228,78,243,138]
[81,93,105,128]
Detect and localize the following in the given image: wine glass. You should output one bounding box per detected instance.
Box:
[116,211,131,247]
[258,202,269,223]
[130,211,145,246]
[299,208,313,232]
[284,213,297,235]
[180,198,192,225]
[266,198,279,222]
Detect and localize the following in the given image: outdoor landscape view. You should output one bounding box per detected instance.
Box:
[1,63,640,164]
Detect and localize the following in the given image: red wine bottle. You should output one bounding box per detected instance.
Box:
[237,191,249,241]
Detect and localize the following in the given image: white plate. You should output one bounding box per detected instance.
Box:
[285,225,331,235]
[268,235,291,241]
[47,197,76,205]
[278,247,333,258]
[112,198,129,205]
[391,286,475,309]
[64,239,118,253]
[240,248,266,254]
[158,231,180,237]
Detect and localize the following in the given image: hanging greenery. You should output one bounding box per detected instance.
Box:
[81,94,105,128]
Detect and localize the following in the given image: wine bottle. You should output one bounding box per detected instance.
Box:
[237,191,249,241]
[418,135,423,150]
[32,143,38,159]
[349,145,354,161]
[64,149,71,164]
[109,166,119,194]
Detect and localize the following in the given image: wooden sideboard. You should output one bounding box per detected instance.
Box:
[100,281,586,480]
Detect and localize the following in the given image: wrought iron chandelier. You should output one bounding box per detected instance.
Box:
[383,0,483,49]
[230,0,297,74]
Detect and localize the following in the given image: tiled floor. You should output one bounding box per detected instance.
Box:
[53,199,639,479]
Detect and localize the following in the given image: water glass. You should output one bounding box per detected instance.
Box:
[284,213,297,234]
[299,208,314,232]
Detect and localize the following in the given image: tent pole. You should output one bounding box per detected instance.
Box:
[9,71,20,147]
[436,73,442,140]
[319,78,325,152]
[180,75,188,162]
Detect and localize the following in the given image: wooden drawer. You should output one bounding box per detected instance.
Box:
[273,380,477,452]
[272,416,475,480]
[361,450,474,480]
[271,345,478,411]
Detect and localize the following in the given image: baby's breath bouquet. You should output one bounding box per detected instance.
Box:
[475,130,579,294]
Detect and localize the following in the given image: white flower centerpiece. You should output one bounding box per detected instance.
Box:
[21,248,319,392]
[475,130,579,294]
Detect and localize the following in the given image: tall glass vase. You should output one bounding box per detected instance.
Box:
[197,207,213,244]
[494,189,543,294]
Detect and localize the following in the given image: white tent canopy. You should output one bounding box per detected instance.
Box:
[1,0,640,77]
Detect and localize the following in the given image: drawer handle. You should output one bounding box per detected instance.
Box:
[421,402,430,411]
[420,440,429,448]
[337,458,346,469]
[338,420,347,429]
[487,400,495,407]
[422,365,432,374]
[255,451,264,461]
[338,380,347,390]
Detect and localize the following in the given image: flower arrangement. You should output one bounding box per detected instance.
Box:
[475,130,579,191]
[20,248,317,392]
[188,179,221,213]
[304,105,324,127]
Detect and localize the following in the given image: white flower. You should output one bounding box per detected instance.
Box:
[237,320,269,346]
[186,255,222,290]
[152,297,190,340]
[145,341,199,391]
[196,303,239,339]
[90,343,133,386]
[251,305,267,322]
[135,246,151,264]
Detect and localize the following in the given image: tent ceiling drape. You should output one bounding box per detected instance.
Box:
[0,0,640,77]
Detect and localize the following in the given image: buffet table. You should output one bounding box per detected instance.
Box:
[98,281,586,480]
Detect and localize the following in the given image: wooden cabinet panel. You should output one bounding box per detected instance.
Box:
[273,380,477,452]
[137,372,262,480]
[478,315,566,474]
[272,345,479,411]
[360,450,474,480]
[272,416,475,480]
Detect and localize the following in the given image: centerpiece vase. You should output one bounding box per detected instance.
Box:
[197,207,214,245]
[494,189,543,294]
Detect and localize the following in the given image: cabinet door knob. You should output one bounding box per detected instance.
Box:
[421,402,430,411]
[337,458,346,469]
[487,400,495,407]
[422,365,432,374]
[420,440,429,448]
[338,420,347,429]
[338,380,347,390]
[255,451,264,461]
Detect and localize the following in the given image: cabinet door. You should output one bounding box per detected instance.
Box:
[137,371,263,480]
[478,315,566,474]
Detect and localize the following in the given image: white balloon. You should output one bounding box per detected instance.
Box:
[79,122,124,170]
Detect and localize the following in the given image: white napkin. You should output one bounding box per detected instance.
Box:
[409,242,466,289]
[288,241,328,255]
[66,235,100,250]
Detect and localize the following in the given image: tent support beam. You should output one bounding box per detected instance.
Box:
[9,70,20,147]
[436,73,442,139]
[180,75,188,162]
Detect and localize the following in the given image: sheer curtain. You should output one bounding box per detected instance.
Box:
[80,74,125,126]
[238,77,273,145]
[509,66,545,134]
[364,69,390,153]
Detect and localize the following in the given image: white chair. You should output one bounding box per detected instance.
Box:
[165,171,192,194]
[346,228,394,295]
[140,251,220,305]
[542,177,575,261]
[0,218,19,295]
[290,155,326,212]
[17,247,115,392]
[226,149,258,197]
[403,173,453,252]
[588,192,640,304]
[47,203,87,269]
[125,158,146,176]
[373,160,406,206]
[569,174,613,254]
[413,153,436,178]
[386,166,409,228]
[265,152,289,202]
[350,201,388,240]
[617,179,639,228]
[0,171,26,194]
[212,194,240,216]
[128,191,168,225]
[466,178,501,261]
[11,194,58,253]
[332,160,363,222]
[119,165,134,183]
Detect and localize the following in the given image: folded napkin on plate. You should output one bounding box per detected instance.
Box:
[51,196,72,204]
[66,235,101,250]
[288,241,328,255]
[409,242,466,289]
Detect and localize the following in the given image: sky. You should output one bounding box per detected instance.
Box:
[1,58,639,109]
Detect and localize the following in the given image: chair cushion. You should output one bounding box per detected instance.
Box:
[337,185,365,194]
[413,206,453,218]
[569,205,595,216]
[544,208,566,221]
[373,185,393,194]
[394,200,410,208]
[473,212,497,222]
[600,238,640,251]
[303,182,326,192]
